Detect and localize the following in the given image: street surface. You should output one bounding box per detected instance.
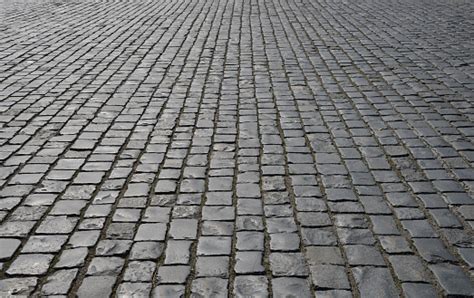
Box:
[0,0,473,296]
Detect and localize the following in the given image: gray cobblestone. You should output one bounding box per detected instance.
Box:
[117,282,152,297]
[0,277,37,296]
[269,253,309,277]
[430,263,474,296]
[86,257,124,276]
[352,267,399,297]
[22,235,68,253]
[191,278,228,297]
[77,276,115,298]
[41,269,78,295]
[402,283,437,298]
[156,265,190,284]
[0,238,20,260]
[311,265,350,289]
[55,248,88,269]
[233,275,268,297]
[196,256,229,278]
[152,285,185,297]
[123,261,155,282]
[7,254,54,276]
[272,278,311,298]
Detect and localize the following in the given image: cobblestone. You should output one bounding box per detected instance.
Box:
[0,0,473,296]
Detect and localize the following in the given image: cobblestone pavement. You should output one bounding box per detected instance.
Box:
[0,0,473,296]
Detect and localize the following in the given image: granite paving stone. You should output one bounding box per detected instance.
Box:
[352,267,399,297]
[234,251,265,274]
[233,275,268,297]
[152,285,186,297]
[7,254,54,276]
[272,278,312,298]
[117,283,152,297]
[269,253,309,277]
[195,256,230,278]
[402,283,438,298]
[54,248,89,269]
[76,276,116,298]
[388,255,430,282]
[191,278,228,297]
[311,265,351,289]
[123,261,155,282]
[0,277,38,296]
[429,263,474,296]
[413,238,456,263]
[86,257,125,276]
[129,242,164,261]
[0,238,21,260]
[164,240,192,265]
[40,269,78,295]
[156,265,190,284]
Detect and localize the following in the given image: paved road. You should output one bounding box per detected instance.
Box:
[0,0,473,296]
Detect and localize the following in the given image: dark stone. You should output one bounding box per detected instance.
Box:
[429,263,474,296]
[233,276,268,297]
[352,267,398,297]
[269,253,309,276]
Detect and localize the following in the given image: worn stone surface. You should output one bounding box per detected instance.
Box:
[156,265,190,284]
[196,256,229,278]
[0,277,37,296]
[0,0,473,296]
[86,257,125,276]
[233,276,268,297]
[54,248,89,269]
[123,261,155,282]
[402,283,437,298]
[76,276,116,298]
[41,269,78,295]
[6,254,54,275]
[272,278,312,298]
[152,285,185,297]
[429,263,474,296]
[191,278,228,297]
[234,251,265,274]
[269,253,309,277]
[22,235,68,253]
[0,238,21,260]
[311,265,350,289]
[117,282,152,297]
[352,267,399,297]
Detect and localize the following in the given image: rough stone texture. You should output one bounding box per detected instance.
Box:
[311,265,350,289]
[429,263,474,296]
[0,0,473,296]
[191,278,228,297]
[0,238,21,260]
[86,257,124,276]
[41,269,78,295]
[76,276,116,298]
[156,265,190,284]
[123,261,155,282]
[233,276,268,297]
[152,285,185,297]
[54,248,88,269]
[117,282,152,297]
[272,278,312,298]
[353,267,399,297]
[402,283,437,298]
[6,254,54,275]
[270,253,310,277]
[0,278,37,296]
